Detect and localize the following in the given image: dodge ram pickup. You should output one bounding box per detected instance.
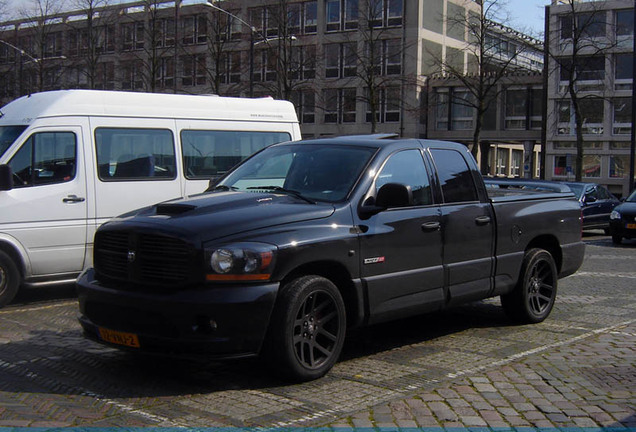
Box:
[77,137,585,381]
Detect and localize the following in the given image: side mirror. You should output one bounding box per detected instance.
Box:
[584,195,597,204]
[0,165,13,191]
[358,183,413,219]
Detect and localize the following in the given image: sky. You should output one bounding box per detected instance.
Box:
[6,0,550,36]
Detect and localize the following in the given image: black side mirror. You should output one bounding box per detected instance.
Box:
[359,183,413,219]
[0,165,13,191]
[584,195,597,204]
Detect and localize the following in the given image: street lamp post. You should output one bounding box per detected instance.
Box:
[0,39,40,95]
[204,1,264,97]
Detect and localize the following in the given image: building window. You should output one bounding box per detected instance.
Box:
[292,89,315,123]
[435,90,449,130]
[324,43,357,78]
[121,60,144,90]
[304,1,318,33]
[505,89,527,130]
[451,91,474,130]
[44,32,63,57]
[366,87,400,123]
[613,97,632,135]
[156,57,174,89]
[511,150,523,177]
[288,3,302,34]
[554,154,574,177]
[326,0,341,32]
[95,62,115,90]
[181,54,206,87]
[122,22,144,51]
[610,154,629,178]
[615,53,633,90]
[557,98,604,135]
[182,15,207,45]
[583,154,601,178]
[324,88,356,123]
[561,12,606,40]
[266,5,279,37]
[495,148,508,176]
[385,39,402,75]
[560,56,605,82]
[616,9,634,37]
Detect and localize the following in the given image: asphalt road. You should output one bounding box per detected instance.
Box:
[0,232,634,428]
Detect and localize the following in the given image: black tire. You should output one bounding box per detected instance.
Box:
[0,250,20,308]
[264,275,346,382]
[501,248,557,324]
[612,235,622,245]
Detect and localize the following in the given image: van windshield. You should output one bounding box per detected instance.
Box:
[216,143,377,203]
[0,126,27,159]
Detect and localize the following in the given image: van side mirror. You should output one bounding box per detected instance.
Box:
[0,165,13,191]
[358,183,413,219]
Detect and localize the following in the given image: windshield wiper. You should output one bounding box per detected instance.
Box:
[246,186,315,204]
[209,184,238,192]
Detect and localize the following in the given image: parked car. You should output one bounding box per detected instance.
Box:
[609,189,636,244]
[77,137,585,382]
[562,182,620,233]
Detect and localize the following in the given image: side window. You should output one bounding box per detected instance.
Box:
[9,132,76,188]
[375,149,432,206]
[181,130,291,179]
[95,128,175,181]
[430,149,478,203]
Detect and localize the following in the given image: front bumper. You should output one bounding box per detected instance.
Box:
[77,268,279,358]
[610,219,636,240]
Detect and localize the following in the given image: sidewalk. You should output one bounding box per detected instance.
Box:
[328,321,636,429]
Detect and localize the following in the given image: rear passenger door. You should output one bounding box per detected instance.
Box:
[91,120,182,231]
[428,148,494,305]
[357,149,444,324]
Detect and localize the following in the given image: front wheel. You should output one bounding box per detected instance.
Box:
[612,234,622,245]
[0,250,20,308]
[501,248,557,324]
[264,275,346,382]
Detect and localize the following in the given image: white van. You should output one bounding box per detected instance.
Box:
[0,90,301,306]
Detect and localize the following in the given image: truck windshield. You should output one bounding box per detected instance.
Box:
[217,143,377,203]
[0,126,27,159]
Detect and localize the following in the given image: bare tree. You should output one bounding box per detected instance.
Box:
[66,0,118,89]
[18,0,67,93]
[548,0,619,181]
[426,0,541,167]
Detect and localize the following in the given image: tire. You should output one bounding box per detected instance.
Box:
[501,248,557,324]
[612,235,622,245]
[264,275,346,382]
[0,250,20,308]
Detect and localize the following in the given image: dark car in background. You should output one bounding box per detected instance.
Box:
[563,182,620,233]
[610,189,636,244]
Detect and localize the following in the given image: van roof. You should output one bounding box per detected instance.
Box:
[0,90,299,125]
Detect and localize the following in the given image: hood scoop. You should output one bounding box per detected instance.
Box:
[155,203,196,216]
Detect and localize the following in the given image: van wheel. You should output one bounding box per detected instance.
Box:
[264,275,346,382]
[501,248,557,324]
[0,251,20,308]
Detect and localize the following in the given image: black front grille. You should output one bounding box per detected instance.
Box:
[95,230,197,287]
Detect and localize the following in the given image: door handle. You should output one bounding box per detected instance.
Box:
[63,195,85,203]
[475,216,491,226]
[421,221,441,232]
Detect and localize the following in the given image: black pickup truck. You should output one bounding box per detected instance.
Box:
[77,137,585,381]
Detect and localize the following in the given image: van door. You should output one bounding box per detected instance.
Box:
[2,127,87,276]
[91,120,182,229]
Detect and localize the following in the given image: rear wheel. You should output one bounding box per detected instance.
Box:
[264,275,346,382]
[0,250,20,308]
[501,248,557,324]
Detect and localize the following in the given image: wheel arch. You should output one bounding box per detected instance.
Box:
[525,235,562,273]
[0,238,27,280]
[280,260,363,329]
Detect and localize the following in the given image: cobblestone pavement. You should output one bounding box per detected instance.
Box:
[0,235,634,428]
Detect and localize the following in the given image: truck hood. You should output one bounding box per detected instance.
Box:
[109,191,336,241]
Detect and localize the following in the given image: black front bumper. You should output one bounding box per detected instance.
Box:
[77,268,279,358]
[610,219,636,239]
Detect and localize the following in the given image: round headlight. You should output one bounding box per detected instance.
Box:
[610,210,621,220]
[211,249,234,273]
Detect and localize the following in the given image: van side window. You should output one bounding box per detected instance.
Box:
[95,128,175,181]
[8,132,76,188]
[375,149,432,206]
[181,130,291,179]
[430,149,478,203]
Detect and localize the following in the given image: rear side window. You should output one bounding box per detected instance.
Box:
[430,149,478,203]
[181,130,291,179]
[95,128,176,181]
[8,131,76,188]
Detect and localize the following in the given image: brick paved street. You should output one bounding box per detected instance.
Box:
[0,234,634,428]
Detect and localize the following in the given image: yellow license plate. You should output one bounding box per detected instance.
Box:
[98,327,140,348]
[627,223,636,229]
